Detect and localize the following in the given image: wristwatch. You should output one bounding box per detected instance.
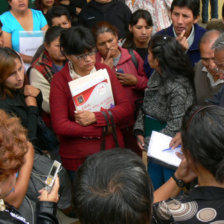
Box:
[172,174,186,188]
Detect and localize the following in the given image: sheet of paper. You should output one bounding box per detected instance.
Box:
[147,131,182,167]
[19,31,45,70]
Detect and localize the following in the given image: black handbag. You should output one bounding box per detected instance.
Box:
[100,110,119,150]
[37,116,59,152]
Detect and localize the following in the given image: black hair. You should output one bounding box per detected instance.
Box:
[123,9,153,49]
[171,0,200,18]
[222,3,224,19]
[181,105,224,183]
[92,21,119,40]
[148,35,194,86]
[74,148,154,224]
[46,5,71,27]
[0,21,2,28]
[60,26,95,55]
[130,9,153,27]
[44,26,64,45]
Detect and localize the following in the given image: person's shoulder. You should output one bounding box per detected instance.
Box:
[51,63,69,83]
[30,9,42,15]
[0,10,12,24]
[194,60,204,72]
[194,23,206,35]
[95,62,111,71]
[0,10,11,18]
[114,0,130,8]
[157,25,173,36]
[30,8,45,19]
[115,0,132,14]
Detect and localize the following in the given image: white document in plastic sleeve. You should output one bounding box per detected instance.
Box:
[19,31,45,70]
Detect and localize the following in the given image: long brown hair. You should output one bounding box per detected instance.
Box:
[0,48,23,98]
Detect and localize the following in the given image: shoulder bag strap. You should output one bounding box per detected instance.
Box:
[108,110,119,147]
[100,111,109,151]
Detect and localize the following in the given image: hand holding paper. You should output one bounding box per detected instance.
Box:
[169,132,182,149]
[147,131,182,168]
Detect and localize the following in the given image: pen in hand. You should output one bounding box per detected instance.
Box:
[162,145,181,152]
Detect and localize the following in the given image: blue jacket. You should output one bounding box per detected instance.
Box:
[144,24,206,77]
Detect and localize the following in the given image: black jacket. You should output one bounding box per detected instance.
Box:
[78,0,131,38]
[0,90,42,147]
[0,201,58,224]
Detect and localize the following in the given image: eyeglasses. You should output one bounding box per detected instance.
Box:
[74,49,97,60]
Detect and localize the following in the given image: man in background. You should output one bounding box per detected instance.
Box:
[144,0,206,77]
[194,30,224,103]
[208,33,224,106]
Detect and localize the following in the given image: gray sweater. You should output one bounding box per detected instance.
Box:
[134,71,195,148]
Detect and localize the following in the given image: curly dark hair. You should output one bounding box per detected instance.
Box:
[0,110,29,182]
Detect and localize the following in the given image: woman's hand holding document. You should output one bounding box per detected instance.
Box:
[74,110,97,126]
[147,131,182,168]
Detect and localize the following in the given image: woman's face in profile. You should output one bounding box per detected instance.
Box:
[45,36,66,64]
[0,173,16,199]
[9,0,28,12]
[130,18,152,46]
[4,58,24,90]
[96,32,119,59]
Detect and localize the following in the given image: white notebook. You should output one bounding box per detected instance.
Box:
[147,131,182,168]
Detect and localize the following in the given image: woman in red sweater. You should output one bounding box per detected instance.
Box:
[50,26,133,182]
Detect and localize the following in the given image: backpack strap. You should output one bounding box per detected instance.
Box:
[128,48,138,70]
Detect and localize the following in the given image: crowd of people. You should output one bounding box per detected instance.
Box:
[0,0,224,223]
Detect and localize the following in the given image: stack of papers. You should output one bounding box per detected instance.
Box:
[68,69,115,112]
[147,131,182,168]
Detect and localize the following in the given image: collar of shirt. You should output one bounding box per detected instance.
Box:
[202,66,224,87]
[182,186,224,202]
[68,61,96,79]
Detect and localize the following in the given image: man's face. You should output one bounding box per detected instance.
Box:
[0,27,4,47]
[214,48,224,79]
[200,41,219,79]
[171,6,198,37]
